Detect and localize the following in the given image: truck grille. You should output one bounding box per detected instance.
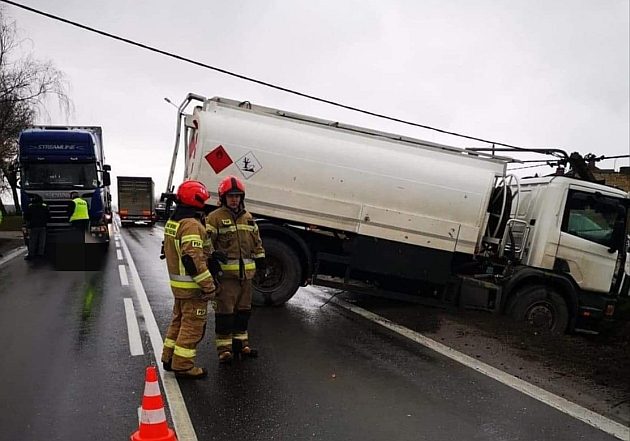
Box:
[43,199,73,239]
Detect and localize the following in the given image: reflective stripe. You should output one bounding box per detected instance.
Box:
[181,234,202,242]
[144,380,161,397]
[181,234,202,248]
[170,280,199,289]
[141,407,167,424]
[215,338,232,347]
[170,273,208,288]
[193,270,212,283]
[203,239,213,247]
[170,274,195,282]
[164,338,176,348]
[253,252,265,259]
[218,225,237,234]
[174,240,185,275]
[217,224,257,234]
[169,274,198,288]
[206,225,217,234]
[220,259,255,271]
[233,332,248,341]
[174,345,196,358]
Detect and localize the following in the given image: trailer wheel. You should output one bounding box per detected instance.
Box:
[508,285,569,335]
[252,237,301,306]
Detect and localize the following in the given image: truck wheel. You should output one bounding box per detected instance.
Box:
[252,237,301,306]
[508,285,569,335]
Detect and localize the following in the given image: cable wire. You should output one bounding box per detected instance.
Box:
[508,163,556,171]
[2,0,561,152]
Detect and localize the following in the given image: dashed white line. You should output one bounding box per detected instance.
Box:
[313,289,630,441]
[118,264,129,286]
[117,249,123,260]
[123,298,144,356]
[119,234,198,441]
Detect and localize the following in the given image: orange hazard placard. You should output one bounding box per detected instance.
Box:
[205,145,233,174]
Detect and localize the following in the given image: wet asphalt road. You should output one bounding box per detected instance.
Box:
[0,223,622,440]
[0,238,148,440]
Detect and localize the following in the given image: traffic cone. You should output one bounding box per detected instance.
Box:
[131,366,177,441]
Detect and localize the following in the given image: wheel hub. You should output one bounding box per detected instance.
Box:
[526,302,555,329]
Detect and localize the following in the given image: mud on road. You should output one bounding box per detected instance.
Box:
[322,290,630,426]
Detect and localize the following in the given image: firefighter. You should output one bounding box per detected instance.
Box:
[205,175,265,363]
[161,180,217,379]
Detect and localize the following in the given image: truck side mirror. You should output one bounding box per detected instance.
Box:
[102,171,111,187]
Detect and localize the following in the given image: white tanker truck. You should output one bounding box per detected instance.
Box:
[164,94,629,334]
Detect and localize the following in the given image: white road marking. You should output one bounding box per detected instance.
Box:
[118,265,129,286]
[119,235,198,441]
[316,290,630,441]
[124,298,144,356]
[117,249,123,260]
[0,246,27,267]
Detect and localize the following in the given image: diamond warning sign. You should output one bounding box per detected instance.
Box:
[205,145,233,174]
[236,151,262,180]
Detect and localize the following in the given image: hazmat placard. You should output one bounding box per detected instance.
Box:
[236,151,262,179]
[205,145,233,174]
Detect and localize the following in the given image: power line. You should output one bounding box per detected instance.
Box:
[2,0,557,153]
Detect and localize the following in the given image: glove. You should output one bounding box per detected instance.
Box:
[255,257,267,279]
[212,250,228,263]
[208,250,228,279]
[208,257,223,280]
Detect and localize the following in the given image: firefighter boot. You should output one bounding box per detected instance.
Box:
[218,350,233,364]
[232,339,258,359]
[174,367,208,379]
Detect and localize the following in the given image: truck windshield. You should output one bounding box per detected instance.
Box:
[21,163,98,189]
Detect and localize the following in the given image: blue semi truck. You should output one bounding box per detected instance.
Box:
[17,126,112,249]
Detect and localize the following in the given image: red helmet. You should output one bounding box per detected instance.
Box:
[177,180,210,209]
[217,176,245,198]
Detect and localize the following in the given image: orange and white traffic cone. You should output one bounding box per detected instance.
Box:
[131,366,177,441]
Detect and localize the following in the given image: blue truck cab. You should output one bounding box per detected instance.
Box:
[18,126,112,246]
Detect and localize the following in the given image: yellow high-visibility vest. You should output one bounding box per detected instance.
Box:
[69,198,89,222]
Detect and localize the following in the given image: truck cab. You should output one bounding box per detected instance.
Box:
[492,176,629,332]
[18,127,112,247]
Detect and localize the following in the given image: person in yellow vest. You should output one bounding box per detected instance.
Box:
[161,181,217,379]
[68,191,90,233]
[205,175,265,364]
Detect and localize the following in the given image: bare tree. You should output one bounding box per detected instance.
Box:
[0,8,71,214]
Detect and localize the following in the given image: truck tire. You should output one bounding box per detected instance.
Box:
[252,237,301,306]
[508,285,569,335]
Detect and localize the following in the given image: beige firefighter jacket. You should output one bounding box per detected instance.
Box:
[205,206,265,280]
[164,217,216,299]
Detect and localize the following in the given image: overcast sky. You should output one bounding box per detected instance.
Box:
[2,0,629,203]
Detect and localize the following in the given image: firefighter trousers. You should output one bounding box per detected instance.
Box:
[161,298,208,371]
[214,278,252,355]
